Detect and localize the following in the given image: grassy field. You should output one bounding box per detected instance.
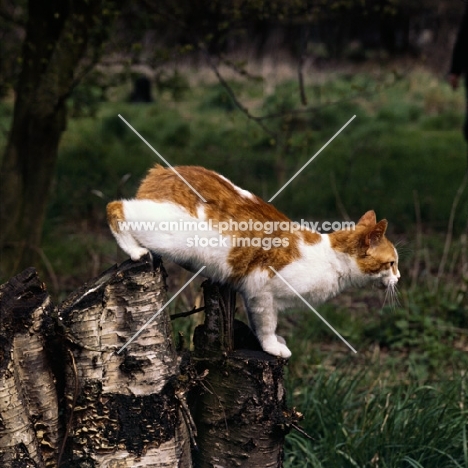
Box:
[1,67,467,466]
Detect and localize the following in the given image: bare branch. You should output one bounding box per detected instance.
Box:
[298,27,309,106]
[218,56,264,82]
[171,306,205,320]
[291,422,315,441]
[200,46,278,138]
[436,169,468,287]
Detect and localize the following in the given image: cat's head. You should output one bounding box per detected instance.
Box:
[355,210,400,289]
[331,210,400,289]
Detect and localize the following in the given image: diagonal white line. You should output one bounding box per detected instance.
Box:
[117,266,206,354]
[118,114,207,203]
[268,115,356,202]
[268,266,357,353]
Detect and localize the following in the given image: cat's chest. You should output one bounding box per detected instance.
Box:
[259,237,360,303]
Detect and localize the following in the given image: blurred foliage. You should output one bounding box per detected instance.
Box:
[48,71,468,235]
[155,70,190,102]
[1,0,465,100]
[128,0,465,60]
[198,83,238,111]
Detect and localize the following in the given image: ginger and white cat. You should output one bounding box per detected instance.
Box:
[107,165,400,358]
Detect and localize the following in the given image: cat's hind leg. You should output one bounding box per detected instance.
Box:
[244,293,291,358]
[107,201,149,261]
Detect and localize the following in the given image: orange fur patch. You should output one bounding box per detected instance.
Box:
[135,165,321,282]
[329,216,397,275]
[357,210,377,227]
[107,201,124,232]
[302,229,321,245]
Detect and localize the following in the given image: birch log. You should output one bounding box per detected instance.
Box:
[0,267,59,468]
[58,256,192,467]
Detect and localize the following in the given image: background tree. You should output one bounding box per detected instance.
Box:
[0,0,124,277]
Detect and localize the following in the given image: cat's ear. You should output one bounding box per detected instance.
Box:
[357,210,377,227]
[364,219,388,248]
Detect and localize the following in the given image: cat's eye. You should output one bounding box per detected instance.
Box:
[389,261,395,267]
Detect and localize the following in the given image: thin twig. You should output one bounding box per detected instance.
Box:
[330,171,350,221]
[176,390,198,450]
[219,56,263,82]
[436,170,468,289]
[170,306,205,321]
[257,67,413,122]
[298,27,309,106]
[298,61,307,106]
[291,422,315,441]
[4,242,60,295]
[459,231,468,304]
[411,189,423,290]
[35,246,60,296]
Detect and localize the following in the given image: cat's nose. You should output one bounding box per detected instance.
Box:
[396,269,401,279]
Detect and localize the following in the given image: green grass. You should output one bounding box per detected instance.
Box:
[284,370,468,468]
[2,67,468,465]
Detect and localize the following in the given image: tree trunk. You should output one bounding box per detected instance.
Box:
[0,0,123,279]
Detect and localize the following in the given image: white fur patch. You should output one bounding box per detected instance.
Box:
[218,174,257,201]
[121,199,233,281]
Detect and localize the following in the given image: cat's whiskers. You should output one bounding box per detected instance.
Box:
[381,285,391,311]
[394,245,413,260]
[380,280,400,313]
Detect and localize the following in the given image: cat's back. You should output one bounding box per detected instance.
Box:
[136,164,290,222]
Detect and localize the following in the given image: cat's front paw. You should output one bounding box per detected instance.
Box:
[261,337,292,359]
[129,247,150,261]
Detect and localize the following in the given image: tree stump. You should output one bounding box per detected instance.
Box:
[0,267,59,468]
[0,261,297,467]
[58,256,192,467]
[191,281,294,468]
[0,258,192,467]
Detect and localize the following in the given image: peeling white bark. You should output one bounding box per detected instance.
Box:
[0,269,59,467]
[0,350,42,465]
[60,257,192,467]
